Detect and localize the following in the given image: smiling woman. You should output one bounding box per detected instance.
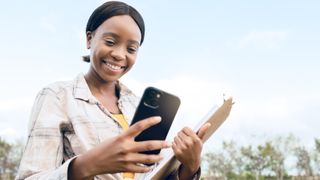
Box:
[15,1,209,180]
[85,15,141,85]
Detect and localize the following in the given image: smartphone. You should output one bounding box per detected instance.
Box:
[130,87,180,155]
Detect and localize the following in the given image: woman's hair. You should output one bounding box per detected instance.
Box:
[83,1,145,62]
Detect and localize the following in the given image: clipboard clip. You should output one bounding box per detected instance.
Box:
[223,93,235,104]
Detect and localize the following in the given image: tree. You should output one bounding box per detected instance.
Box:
[294,146,313,176]
[269,135,298,180]
[222,141,245,179]
[0,137,12,178]
[315,138,320,152]
[311,138,320,175]
[203,140,247,180]
[268,145,285,180]
[0,137,24,179]
[204,151,233,180]
[241,144,270,180]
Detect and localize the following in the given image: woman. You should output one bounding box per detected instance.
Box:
[16,1,210,180]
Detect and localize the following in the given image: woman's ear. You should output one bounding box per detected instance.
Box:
[86,31,93,49]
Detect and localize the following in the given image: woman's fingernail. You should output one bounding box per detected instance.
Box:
[154,116,161,122]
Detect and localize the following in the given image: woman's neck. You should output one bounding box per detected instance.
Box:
[84,71,118,98]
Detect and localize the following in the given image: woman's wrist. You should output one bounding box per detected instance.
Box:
[178,164,200,180]
[69,154,95,180]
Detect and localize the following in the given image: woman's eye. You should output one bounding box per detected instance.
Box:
[105,40,115,46]
[127,47,137,54]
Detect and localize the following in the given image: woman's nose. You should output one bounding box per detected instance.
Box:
[110,46,126,61]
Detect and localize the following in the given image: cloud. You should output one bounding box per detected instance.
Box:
[239,30,288,49]
[0,128,21,142]
[0,97,33,111]
[232,96,296,134]
[39,16,57,33]
[1,74,317,148]
[122,75,233,116]
[122,75,319,148]
[122,75,234,140]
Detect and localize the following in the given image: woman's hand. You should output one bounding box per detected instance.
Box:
[69,116,170,179]
[172,123,211,180]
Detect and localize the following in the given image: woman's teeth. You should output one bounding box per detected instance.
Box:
[103,60,125,70]
[107,63,121,70]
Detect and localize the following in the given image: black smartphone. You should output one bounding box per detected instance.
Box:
[130,87,180,155]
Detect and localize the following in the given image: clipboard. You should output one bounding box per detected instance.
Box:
[136,97,234,180]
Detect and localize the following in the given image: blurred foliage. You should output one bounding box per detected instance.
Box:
[1,135,319,179]
[0,137,24,180]
[203,135,320,180]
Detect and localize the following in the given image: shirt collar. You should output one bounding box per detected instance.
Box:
[72,73,134,103]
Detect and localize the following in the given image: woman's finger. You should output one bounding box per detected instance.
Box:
[181,127,198,139]
[177,130,194,146]
[124,116,161,138]
[129,140,171,153]
[124,162,151,173]
[174,135,187,150]
[122,153,164,165]
[197,123,211,141]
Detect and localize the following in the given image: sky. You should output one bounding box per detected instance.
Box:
[0,0,319,153]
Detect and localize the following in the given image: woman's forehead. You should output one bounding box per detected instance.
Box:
[95,15,141,43]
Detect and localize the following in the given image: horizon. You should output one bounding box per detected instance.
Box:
[0,1,319,152]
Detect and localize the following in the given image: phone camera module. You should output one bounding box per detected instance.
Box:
[144,89,161,109]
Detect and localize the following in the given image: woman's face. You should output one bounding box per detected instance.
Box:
[86,15,141,82]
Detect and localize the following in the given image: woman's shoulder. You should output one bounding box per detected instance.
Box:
[38,74,84,98]
[41,79,74,95]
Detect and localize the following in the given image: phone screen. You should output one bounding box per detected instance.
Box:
[130,87,180,155]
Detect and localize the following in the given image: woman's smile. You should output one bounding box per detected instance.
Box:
[102,59,126,73]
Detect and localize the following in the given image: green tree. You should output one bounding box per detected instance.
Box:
[294,146,313,176]
[312,138,320,175]
[0,137,24,179]
[315,138,320,151]
[269,135,298,180]
[0,137,12,178]
[204,151,232,180]
[241,144,271,180]
[222,140,245,179]
[204,140,246,180]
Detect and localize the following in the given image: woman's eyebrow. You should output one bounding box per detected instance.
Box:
[102,32,119,39]
[128,40,140,46]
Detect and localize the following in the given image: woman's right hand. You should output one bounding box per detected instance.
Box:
[69,116,170,179]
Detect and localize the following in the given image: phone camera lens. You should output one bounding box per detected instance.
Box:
[150,100,158,107]
[144,89,161,109]
[147,90,156,98]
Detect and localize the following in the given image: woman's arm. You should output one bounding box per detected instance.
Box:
[18,88,170,179]
[16,88,72,179]
[68,116,171,179]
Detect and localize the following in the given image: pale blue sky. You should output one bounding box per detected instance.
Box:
[0,0,319,151]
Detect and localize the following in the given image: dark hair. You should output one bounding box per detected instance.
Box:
[83,1,145,62]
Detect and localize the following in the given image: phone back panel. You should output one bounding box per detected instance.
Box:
[131,87,180,155]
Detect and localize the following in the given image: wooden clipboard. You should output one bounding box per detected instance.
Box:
[140,97,234,180]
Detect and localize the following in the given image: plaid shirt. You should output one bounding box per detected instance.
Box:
[16,74,200,180]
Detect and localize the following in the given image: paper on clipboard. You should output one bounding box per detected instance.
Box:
[136,97,234,180]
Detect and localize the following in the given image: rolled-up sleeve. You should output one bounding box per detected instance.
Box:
[16,88,72,180]
[166,166,201,180]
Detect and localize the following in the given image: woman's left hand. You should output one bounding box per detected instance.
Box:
[172,123,211,179]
